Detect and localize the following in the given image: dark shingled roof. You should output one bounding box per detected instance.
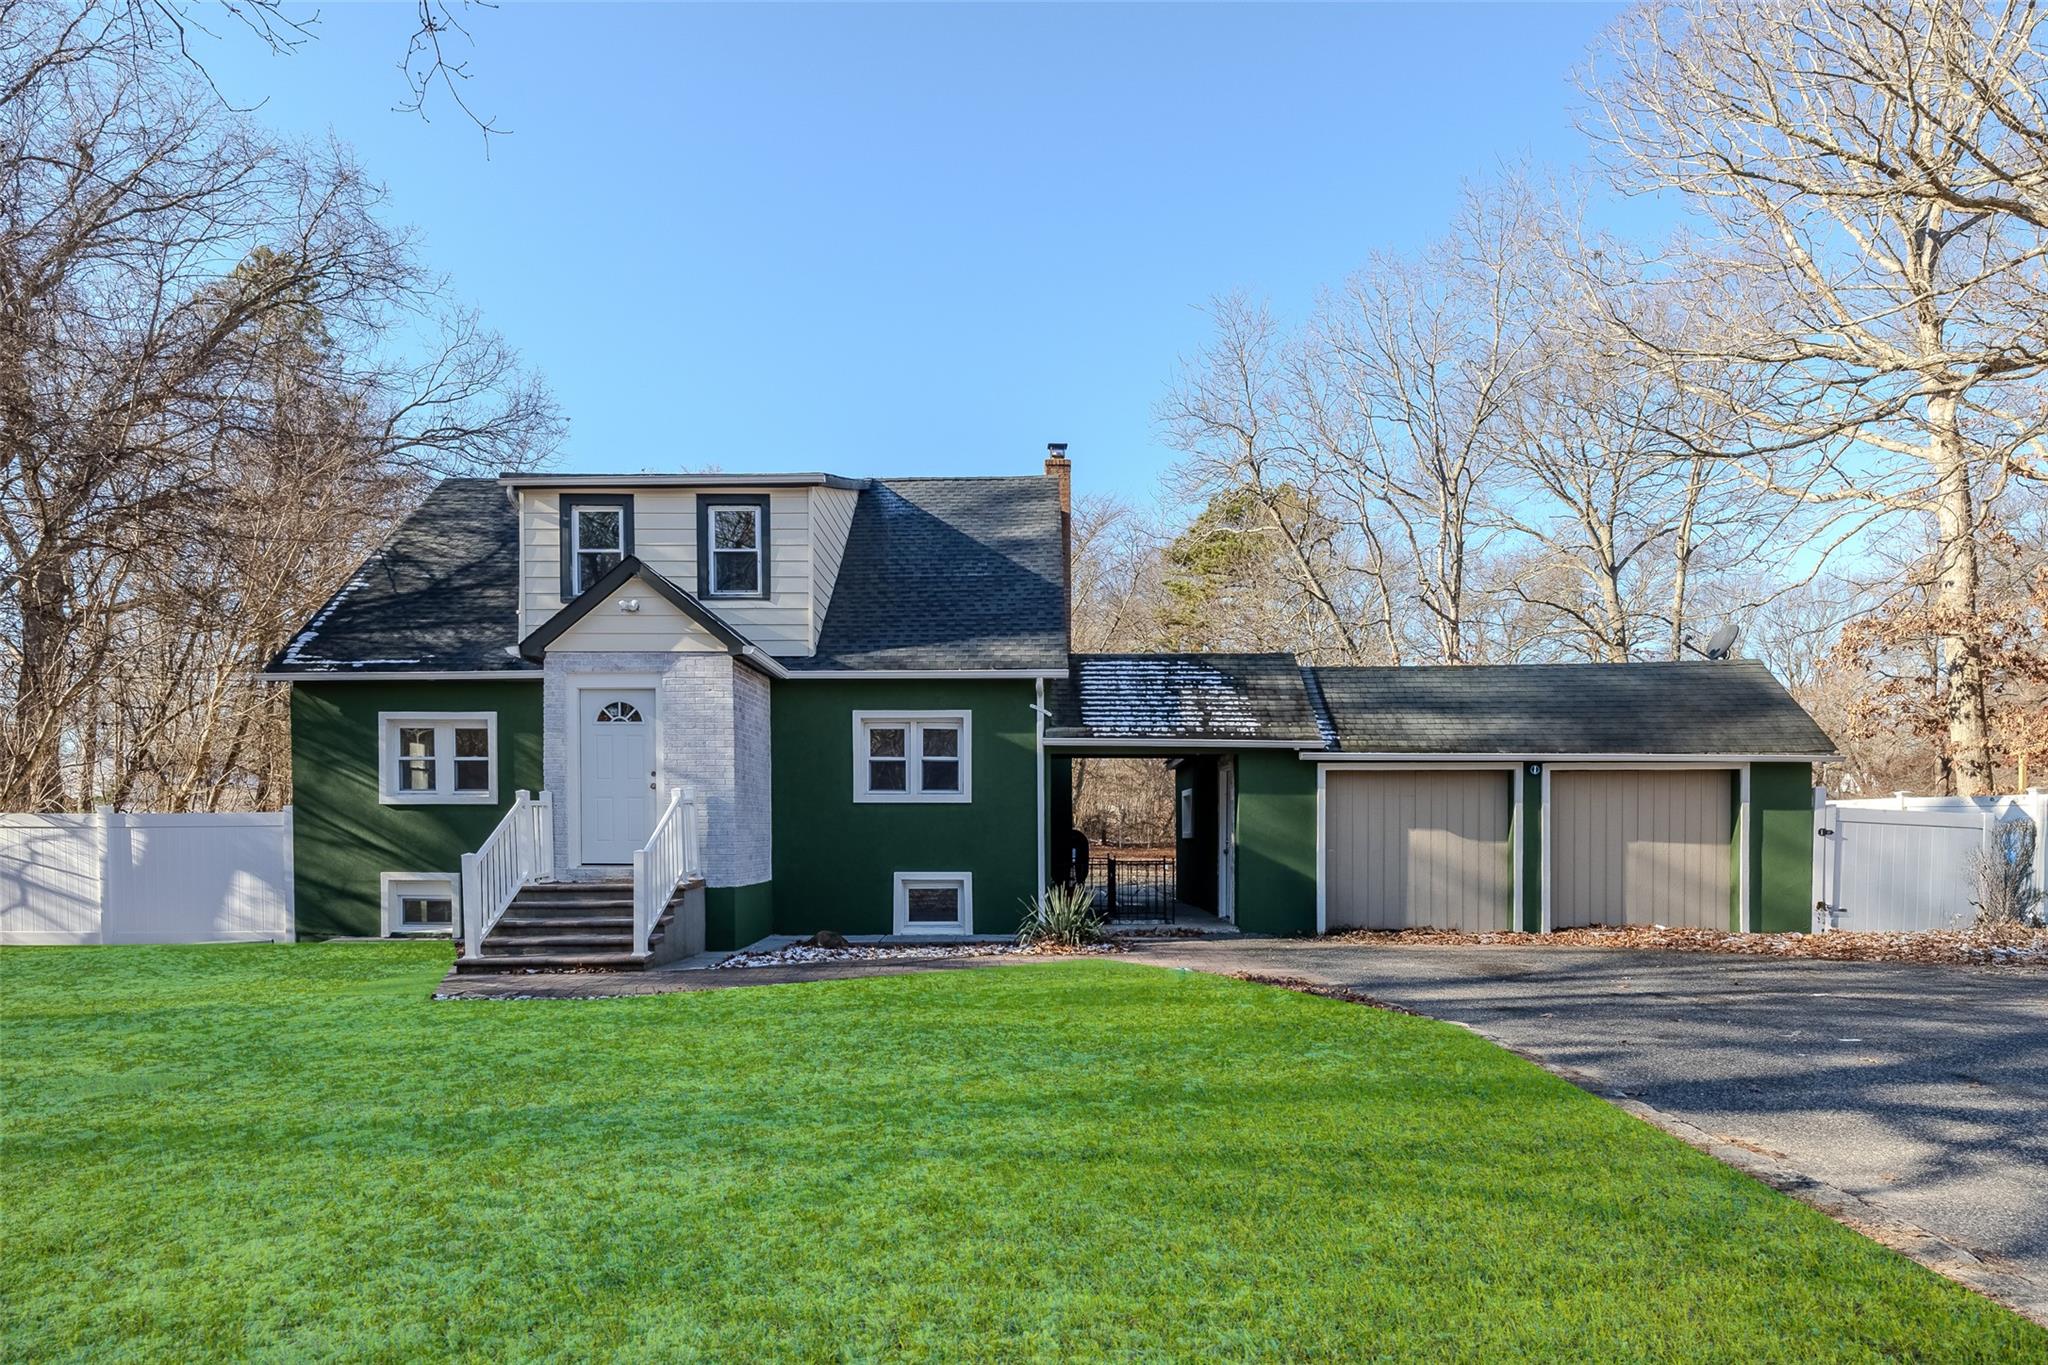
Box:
[1307,660,1836,756]
[1047,654,1324,744]
[267,478,533,676]
[792,477,1068,672]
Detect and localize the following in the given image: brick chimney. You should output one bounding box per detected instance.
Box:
[1044,442,1071,513]
[1045,442,1072,613]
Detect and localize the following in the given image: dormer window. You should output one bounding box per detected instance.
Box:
[558,495,635,599]
[696,494,771,600]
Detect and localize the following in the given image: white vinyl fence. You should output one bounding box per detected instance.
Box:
[1813,790,2047,933]
[0,809,294,945]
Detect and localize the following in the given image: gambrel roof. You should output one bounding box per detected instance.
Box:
[267,474,1068,676]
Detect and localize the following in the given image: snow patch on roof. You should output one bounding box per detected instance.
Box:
[279,563,378,665]
[1076,657,1266,737]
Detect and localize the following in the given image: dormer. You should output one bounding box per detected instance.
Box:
[502,473,865,657]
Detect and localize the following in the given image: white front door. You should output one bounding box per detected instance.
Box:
[578,689,656,865]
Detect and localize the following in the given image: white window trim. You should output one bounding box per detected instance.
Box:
[704,503,763,598]
[571,503,628,596]
[380,871,459,936]
[377,711,499,806]
[893,871,973,935]
[852,710,972,804]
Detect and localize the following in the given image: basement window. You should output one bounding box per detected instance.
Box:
[893,872,972,935]
[380,872,459,936]
[854,712,971,803]
[378,713,498,805]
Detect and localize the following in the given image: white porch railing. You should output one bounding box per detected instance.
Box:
[460,790,554,958]
[632,786,700,957]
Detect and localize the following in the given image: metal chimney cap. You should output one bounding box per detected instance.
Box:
[1046,442,1069,456]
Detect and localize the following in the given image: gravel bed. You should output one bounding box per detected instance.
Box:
[712,940,1125,970]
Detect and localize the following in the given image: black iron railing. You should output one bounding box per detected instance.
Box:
[1087,855,1176,923]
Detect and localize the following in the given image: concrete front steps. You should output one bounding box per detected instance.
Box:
[454,880,681,974]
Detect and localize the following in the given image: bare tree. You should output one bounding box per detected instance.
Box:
[1308,187,1550,663]
[1160,295,1378,662]
[1582,0,2048,793]
[0,4,558,810]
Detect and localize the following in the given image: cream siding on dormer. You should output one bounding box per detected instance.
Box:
[519,488,817,655]
[809,484,859,643]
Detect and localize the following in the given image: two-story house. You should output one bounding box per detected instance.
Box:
[266,461,1069,962]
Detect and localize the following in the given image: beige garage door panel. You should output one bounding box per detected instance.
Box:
[1325,771,1514,932]
[1551,770,1734,930]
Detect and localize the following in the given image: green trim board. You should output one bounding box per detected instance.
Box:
[289,680,544,938]
[1521,765,1544,933]
[770,678,1039,937]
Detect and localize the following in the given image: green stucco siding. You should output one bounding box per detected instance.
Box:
[290,680,544,938]
[771,680,1039,937]
[1233,750,1317,936]
[1750,762,1816,933]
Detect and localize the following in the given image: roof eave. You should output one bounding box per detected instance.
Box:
[1304,750,1839,763]
[498,472,866,491]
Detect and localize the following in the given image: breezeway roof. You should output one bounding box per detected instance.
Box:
[1046,654,1325,747]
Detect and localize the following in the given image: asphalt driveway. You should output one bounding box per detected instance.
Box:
[1126,938,2048,1292]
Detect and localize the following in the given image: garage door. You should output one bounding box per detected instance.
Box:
[1551,770,1734,929]
[1325,771,1514,931]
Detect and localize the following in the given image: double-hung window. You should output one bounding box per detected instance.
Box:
[572,505,625,594]
[378,713,498,805]
[559,495,634,599]
[707,504,762,596]
[854,712,970,803]
[696,494,770,599]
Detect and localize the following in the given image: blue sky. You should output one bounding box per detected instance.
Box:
[196,3,1627,506]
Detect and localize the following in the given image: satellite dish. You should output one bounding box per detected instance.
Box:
[1703,623,1739,660]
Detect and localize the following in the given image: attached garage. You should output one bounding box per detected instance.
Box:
[1549,769,1735,930]
[1324,769,1515,931]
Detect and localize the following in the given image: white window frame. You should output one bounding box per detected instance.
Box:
[852,711,972,803]
[377,712,499,806]
[893,871,973,935]
[704,503,763,598]
[571,502,628,596]
[1179,786,1196,838]
[380,871,460,936]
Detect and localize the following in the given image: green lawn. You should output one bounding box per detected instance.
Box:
[2,946,2037,1361]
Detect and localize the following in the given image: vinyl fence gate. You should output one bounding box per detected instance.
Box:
[1813,790,2047,933]
[0,809,295,945]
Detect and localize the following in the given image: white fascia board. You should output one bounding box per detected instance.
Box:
[261,670,540,684]
[738,646,790,680]
[1302,750,1837,764]
[498,472,860,490]
[780,668,1069,681]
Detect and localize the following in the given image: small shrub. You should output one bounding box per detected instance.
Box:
[1971,819,2045,928]
[1016,882,1106,949]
